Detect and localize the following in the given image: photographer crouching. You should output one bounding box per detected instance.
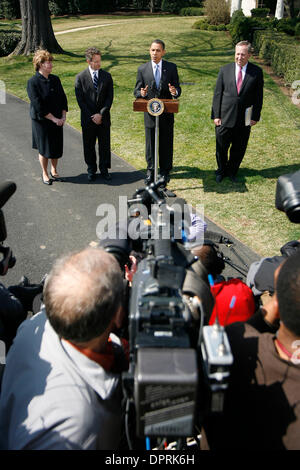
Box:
[0,247,128,450]
[0,181,44,355]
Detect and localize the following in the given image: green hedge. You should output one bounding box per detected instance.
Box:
[0,30,21,56]
[253,29,300,84]
[251,8,270,17]
[0,0,20,20]
[180,7,204,15]
[228,12,300,43]
[192,18,228,30]
[225,10,300,85]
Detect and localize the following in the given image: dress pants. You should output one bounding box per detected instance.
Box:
[145,115,174,173]
[82,122,111,175]
[215,124,251,177]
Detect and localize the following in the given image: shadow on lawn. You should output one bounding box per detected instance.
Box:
[170,163,300,195]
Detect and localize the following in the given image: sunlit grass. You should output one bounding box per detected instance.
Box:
[0,15,299,256]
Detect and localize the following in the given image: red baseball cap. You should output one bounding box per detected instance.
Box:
[209,279,256,326]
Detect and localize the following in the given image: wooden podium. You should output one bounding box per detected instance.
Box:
[133,98,179,187]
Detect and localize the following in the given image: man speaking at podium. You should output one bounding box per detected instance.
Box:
[134,39,181,187]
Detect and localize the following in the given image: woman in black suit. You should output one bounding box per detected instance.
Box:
[27,50,68,185]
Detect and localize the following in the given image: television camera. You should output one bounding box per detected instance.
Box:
[99,179,234,449]
[275,169,300,224]
[0,182,45,361]
[0,181,17,276]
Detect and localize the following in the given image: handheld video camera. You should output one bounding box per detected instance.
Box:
[0,182,17,276]
[99,179,233,448]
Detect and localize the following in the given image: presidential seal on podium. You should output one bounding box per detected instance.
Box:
[147,98,164,116]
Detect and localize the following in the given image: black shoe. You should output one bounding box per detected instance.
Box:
[228,174,237,182]
[42,175,52,185]
[215,174,223,183]
[88,173,96,182]
[144,176,153,185]
[101,172,111,181]
[159,172,170,188]
[144,170,154,186]
[50,172,65,182]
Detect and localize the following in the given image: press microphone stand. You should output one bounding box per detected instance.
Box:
[133,94,179,198]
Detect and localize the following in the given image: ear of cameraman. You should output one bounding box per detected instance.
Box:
[0,247,128,450]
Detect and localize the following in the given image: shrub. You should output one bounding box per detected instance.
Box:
[253,29,300,84]
[295,23,300,37]
[207,24,218,30]
[0,0,20,20]
[192,18,209,30]
[180,7,204,16]
[228,16,253,43]
[0,30,21,56]
[203,0,230,25]
[276,18,297,36]
[48,1,65,16]
[251,8,270,18]
[161,0,186,14]
[230,8,245,25]
[217,24,227,31]
[228,12,277,45]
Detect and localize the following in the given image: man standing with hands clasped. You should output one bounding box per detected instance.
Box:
[75,47,113,182]
[211,41,264,183]
[134,39,181,187]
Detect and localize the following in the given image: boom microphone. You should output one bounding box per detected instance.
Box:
[0,181,17,209]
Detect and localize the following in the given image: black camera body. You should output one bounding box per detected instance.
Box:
[125,237,199,439]
[0,182,17,276]
[275,170,300,223]
[100,180,233,445]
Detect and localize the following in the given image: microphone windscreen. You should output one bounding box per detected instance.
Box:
[0,181,17,209]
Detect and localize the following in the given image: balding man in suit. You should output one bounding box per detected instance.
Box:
[75,47,113,182]
[212,41,264,183]
[134,39,181,187]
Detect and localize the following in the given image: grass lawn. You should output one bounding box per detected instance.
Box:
[0,15,299,257]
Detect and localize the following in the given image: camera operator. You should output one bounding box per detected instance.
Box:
[0,181,45,353]
[192,243,256,326]
[201,250,300,450]
[246,239,300,302]
[0,247,128,450]
[0,282,27,353]
[0,276,45,353]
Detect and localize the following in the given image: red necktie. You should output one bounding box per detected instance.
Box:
[237,66,243,94]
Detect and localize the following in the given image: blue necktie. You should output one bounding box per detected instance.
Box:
[155,64,160,89]
[93,71,98,90]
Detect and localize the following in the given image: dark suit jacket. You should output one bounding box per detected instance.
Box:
[27,72,68,121]
[75,68,113,128]
[134,60,181,128]
[211,62,264,128]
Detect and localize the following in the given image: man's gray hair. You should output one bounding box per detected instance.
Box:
[44,247,123,343]
[85,47,101,61]
[236,41,252,53]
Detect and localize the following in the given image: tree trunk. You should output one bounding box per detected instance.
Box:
[12,0,63,56]
[149,0,154,13]
[275,0,284,18]
[284,0,295,17]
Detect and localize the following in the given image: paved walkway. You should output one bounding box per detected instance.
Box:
[55,17,153,35]
[1,92,259,288]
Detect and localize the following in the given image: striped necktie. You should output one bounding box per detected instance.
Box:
[93,71,98,90]
[155,64,160,89]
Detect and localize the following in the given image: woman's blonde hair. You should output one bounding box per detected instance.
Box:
[33,49,53,71]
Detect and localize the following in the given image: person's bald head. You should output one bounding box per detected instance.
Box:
[44,247,123,343]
